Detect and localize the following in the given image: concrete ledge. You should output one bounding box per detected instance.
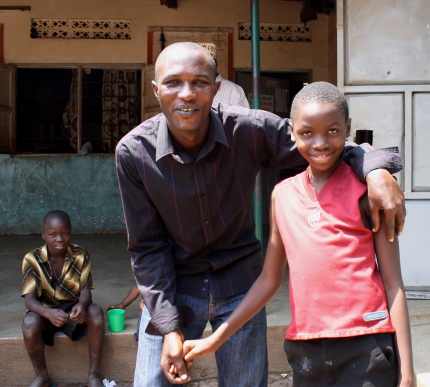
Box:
[0,325,292,386]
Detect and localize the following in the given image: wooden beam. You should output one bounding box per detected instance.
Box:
[147,31,153,64]
[0,24,3,63]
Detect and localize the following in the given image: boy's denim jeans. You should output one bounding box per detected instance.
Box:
[134,291,268,387]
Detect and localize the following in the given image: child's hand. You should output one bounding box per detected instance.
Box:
[183,337,220,363]
[48,308,69,327]
[69,303,86,324]
[106,303,124,311]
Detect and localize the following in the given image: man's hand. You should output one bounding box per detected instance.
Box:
[366,169,406,242]
[47,308,69,327]
[69,303,86,324]
[160,329,191,384]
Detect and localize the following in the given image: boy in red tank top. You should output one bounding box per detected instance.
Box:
[181,82,414,387]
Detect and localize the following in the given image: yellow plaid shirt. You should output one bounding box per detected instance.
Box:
[22,244,94,308]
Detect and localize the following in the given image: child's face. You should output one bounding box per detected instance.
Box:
[42,217,72,255]
[291,102,351,174]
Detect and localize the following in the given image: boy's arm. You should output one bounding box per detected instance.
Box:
[370,204,414,386]
[24,294,69,327]
[106,285,140,310]
[182,192,287,365]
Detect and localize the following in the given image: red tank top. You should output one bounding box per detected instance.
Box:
[274,162,395,340]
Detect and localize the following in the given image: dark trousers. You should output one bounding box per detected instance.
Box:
[284,333,398,387]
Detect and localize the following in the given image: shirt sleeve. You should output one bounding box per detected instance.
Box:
[80,249,94,290]
[22,254,38,297]
[116,144,195,335]
[341,142,403,183]
[234,85,250,109]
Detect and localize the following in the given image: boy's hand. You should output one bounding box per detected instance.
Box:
[48,308,69,327]
[69,303,86,324]
[366,169,406,242]
[106,303,124,311]
[183,337,220,363]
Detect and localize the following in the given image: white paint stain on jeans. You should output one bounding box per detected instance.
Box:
[301,357,312,373]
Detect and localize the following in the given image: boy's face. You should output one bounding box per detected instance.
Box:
[42,217,71,255]
[291,102,351,174]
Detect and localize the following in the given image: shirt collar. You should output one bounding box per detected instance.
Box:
[216,74,223,82]
[155,110,229,163]
[40,244,74,262]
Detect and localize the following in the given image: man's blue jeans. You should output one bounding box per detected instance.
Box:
[134,292,268,387]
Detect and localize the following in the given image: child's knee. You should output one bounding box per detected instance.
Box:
[22,312,44,336]
[87,303,104,326]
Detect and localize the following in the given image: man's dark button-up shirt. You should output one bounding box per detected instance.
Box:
[115,105,402,335]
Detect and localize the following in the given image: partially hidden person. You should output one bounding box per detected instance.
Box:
[21,210,104,387]
[115,42,406,387]
[106,284,144,342]
[182,82,414,387]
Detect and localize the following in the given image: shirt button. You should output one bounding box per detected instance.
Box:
[205,221,209,226]
[204,279,208,283]
[200,193,205,198]
[202,287,206,291]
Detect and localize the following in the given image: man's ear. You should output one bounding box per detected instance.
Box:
[152,80,160,101]
[214,80,221,94]
[346,118,352,138]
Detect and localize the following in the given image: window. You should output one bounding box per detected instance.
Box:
[15,66,142,154]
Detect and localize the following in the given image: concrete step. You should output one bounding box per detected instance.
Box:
[1,312,430,386]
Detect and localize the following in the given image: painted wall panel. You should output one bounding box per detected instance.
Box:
[400,201,430,287]
[345,0,430,85]
[0,154,126,234]
[345,93,404,183]
[412,93,430,192]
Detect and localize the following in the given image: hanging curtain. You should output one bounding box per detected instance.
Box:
[102,70,138,152]
[63,69,78,149]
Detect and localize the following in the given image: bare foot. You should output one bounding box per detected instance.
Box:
[88,372,103,387]
[29,373,52,387]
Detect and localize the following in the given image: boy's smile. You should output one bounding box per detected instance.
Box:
[291,101,351,180]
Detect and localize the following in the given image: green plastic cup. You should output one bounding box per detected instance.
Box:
[107,309,125,332]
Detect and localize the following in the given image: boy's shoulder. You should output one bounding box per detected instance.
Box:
[275,170,305,190]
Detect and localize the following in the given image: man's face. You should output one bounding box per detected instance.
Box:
[152,49,219,137]
[291,102,351,175]
[42,217,71,255]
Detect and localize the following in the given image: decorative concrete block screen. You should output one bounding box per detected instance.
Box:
[238,23,312,42]
[31,19,131,39]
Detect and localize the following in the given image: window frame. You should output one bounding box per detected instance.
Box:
[11,63,145,155]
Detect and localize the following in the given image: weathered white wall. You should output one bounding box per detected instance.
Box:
[345,0,430,85]
[339,0,430,287]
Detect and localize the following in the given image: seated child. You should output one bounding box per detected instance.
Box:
[181,82,414,387]
[21,210,104,387]
[106,284,144,342]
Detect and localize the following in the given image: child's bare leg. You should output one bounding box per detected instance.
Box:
[22,313,52,387]
[85,303,104,387]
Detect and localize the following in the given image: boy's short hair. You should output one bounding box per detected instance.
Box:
[290,81,349,122]
[43,210,71,228]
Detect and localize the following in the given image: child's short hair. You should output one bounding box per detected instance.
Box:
[43,210,71,228]
[290,81,349,122]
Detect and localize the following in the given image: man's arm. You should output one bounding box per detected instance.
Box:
[116,144,193,382]
[342,143,405,241]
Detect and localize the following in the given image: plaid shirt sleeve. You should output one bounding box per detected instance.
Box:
[22,253,39,297]
[79,249,94,291]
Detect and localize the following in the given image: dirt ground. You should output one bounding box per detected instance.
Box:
[59,372,294,387]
